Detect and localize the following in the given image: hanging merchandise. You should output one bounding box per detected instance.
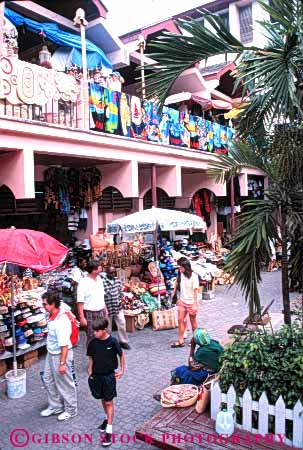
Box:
[143,101,161,143]
[159,107,170,145]
[78,208,88,232]
[88,85,234,150]
[188,115,199,149]
[197,118,208,151]
[130,96,146,139]
[247,177,264,199]
[227,127,235,149]
[206,121,214,152]
[89,83,107,132]
[43,167,102,217]
[119,92,131,137]
[213,122,221,151]
[167,108,182,146]
[104,88,119,134]
[193,194,203,218]
[179,113,191,148]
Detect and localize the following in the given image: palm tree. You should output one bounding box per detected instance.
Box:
[144,0,303,324]
[208,136,303,324]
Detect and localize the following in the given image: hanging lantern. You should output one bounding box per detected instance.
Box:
[39,45,51,64]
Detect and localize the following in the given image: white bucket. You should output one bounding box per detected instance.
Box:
[215,409,235,437]
[5,369,27,399]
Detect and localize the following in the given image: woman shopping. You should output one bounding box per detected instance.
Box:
[171,257,200,348]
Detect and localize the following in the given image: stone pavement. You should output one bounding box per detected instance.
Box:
[0,271,295,450]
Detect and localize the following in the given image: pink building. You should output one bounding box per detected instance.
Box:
[0,1,265,243]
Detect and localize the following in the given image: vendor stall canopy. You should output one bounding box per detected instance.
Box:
[106,207,207,234]
[4,7,112,70]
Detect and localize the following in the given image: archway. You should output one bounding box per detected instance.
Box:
[143,188,175,210]
[192,188,217,240]
[0,185,16,215]
[98,186,134,229]
[98,186,133,211]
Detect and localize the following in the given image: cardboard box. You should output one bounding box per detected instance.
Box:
[18,357,39,369]
[0,360,7,376]
[24,350,38,361]
[125,315,137,333]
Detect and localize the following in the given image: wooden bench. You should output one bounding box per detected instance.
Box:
[136,407,290,450]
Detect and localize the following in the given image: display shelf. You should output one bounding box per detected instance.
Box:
[0,339,46,360]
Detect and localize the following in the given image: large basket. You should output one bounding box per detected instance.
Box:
[160,384,199,408]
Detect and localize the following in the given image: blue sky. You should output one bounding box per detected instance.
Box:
[104,0,206,35]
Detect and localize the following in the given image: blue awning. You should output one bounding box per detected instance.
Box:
[4,7,112,70]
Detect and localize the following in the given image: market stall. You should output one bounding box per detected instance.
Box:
[0,228,68,393]
[106,207,209,331]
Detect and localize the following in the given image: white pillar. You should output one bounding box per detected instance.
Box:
[229,3,240,41]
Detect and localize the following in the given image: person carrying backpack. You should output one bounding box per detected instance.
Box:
[40,290,77,421]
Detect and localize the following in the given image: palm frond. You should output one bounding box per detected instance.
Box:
[207,141,273,184]
[143,14,246,108]
[224,199,278,316]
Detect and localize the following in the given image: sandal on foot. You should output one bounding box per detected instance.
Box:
[171,341,185,348]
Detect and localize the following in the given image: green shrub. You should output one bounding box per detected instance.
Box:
[219,324,303,407]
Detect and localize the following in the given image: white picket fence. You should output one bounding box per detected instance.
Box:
[211,381,303,448]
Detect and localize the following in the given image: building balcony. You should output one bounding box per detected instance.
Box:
[0,56,235,157]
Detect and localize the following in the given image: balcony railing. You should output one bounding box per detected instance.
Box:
[0,56,234,153]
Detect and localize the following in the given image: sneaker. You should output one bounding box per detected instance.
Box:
[57,411,77,421]
[101,433,112,447]
[40,407,63,417]
[98,419,108,433]
[120,342,131,350]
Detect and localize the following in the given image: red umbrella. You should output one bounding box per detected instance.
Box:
[0,228,69,377]
[0,228,69,273]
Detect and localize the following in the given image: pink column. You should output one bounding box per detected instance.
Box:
[0,149,35,199]
[151,164,157,207]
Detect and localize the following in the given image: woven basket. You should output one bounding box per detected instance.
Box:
[161,384,199,408]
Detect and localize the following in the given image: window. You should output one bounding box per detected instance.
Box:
[239,4,253,43]
[218,11,229,30]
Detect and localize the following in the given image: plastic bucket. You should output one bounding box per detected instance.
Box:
[5,369,27,399]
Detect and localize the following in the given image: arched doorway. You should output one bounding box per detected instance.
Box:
[192,188,217,240]
[143,188,175,210]
[0,185,16,215]
[98,186,133,229]
[98,186,133,211]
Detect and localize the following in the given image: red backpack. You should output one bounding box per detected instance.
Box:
[65,312,80,347]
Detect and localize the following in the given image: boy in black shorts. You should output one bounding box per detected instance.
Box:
[87,318,125,447]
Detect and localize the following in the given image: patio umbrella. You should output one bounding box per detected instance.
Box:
[0,228,69,375]
[106,207,207,234]
[106,208,207,307]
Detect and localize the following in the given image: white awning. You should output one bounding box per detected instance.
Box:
[164,92,232,110]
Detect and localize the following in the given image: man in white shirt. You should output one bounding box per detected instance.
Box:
[71,257,87,313]
[40,290,77,421]
[77,260,107,345]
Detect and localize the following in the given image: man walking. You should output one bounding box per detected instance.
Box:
[102,266,130,350]
[77,260,107,345]
[40,290,77,421]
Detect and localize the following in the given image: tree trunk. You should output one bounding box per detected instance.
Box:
[281,207,291,325]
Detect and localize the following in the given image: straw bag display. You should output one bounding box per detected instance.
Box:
[195,374,218,414]
[161,384,199,408]
[152,307,177,331]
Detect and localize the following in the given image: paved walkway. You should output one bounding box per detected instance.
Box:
[0,271,295,450]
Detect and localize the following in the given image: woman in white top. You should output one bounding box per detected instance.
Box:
[171,257,200,348]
